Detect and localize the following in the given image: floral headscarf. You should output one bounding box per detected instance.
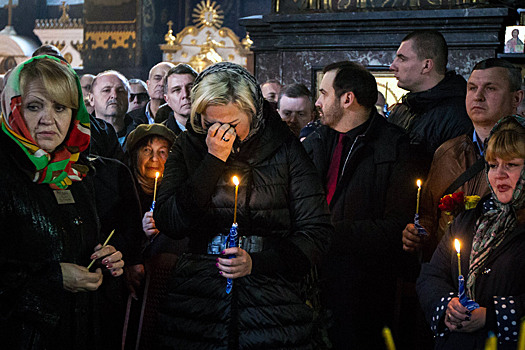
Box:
[467,115,525,297]
[1,55,90,189]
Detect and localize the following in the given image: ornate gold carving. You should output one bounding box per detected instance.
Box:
[164,20,176,46]
[241,33,253,50]
[64,52,73,63]
[188,33,224,73]
[35,18,83,29]
[59,1,70,24]
[192,0,224,29]
[85,31,136,49]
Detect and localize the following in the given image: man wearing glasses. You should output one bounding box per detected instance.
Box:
[128,79,149,113]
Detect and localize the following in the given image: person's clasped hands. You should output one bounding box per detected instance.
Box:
[60,243,124,293]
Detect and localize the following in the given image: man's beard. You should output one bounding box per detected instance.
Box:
[321,103,343,128]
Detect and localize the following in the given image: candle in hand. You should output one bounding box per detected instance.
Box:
[454,238,462,276]
[416,179,422,214]
[153,171,160,202]
[232,176,239,224]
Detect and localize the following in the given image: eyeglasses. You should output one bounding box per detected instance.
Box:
[130,93,149,102]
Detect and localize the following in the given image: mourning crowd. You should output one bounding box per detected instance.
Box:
[1,29,525,350]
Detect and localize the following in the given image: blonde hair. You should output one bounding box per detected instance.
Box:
[485,118,525,162]
[19,57,78,110]
[190,70,256,133]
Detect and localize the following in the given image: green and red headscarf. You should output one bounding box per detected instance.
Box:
[0,55,90,189]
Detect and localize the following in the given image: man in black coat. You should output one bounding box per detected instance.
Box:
[389,30,472,175]
[303,61,417,349]
[162,64,198,135]
[89,70,138,149]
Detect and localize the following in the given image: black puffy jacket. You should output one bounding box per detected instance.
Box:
[154,106,333,349]
[388,71,472,173]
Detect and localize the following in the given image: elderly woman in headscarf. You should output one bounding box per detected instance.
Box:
[0,55,125,349]
[124,123,189,257]
[417,115,525,349]
[153,62,333,349]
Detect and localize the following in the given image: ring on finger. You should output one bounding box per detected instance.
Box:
[222,136,230,142]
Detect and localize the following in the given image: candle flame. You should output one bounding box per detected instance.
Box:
[454,239,461,254]
[155,172,160,179]
[416,179,422,188]
[232,176,239,186]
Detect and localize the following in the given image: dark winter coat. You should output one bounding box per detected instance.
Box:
[0,132,125,350]
[162,111,186,136]
[388,71,472,173]
[153,107,333,349]
[417,199,525,350]
[303,111,418,349]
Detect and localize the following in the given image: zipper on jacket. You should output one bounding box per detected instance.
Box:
[339,134,364,181]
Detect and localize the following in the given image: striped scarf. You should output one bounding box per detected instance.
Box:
[0,55,90,189]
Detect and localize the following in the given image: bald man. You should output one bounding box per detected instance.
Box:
[130,61,175,125]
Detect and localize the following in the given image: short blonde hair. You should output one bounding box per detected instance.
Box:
[485,117,525,162]
[190,69,256,133]
[19,57,78,110]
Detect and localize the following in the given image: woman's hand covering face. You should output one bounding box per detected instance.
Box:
[201,102,252,162]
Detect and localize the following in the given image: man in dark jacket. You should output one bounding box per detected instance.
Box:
[403,58,524,260]
[89,70,138,148]
[129,62,175,125]
[303,61,417,349]
[162,63,198,135]
[389,30,472,175]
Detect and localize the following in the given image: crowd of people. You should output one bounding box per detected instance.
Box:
[1,28,524,350]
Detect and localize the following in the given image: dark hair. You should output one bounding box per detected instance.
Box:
[164,64,198,94]
[402,30,448,75]
[472,58,522,92]
[277,83,313,110]
[322,61,377,109]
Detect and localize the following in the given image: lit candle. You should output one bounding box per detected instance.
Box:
[232,176,239,223]
[153,171,160,202]
[416,179,422,214]
[455,238,462,276]
[87,229,115,269]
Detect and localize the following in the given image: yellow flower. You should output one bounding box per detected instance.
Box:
[464,195,481,210]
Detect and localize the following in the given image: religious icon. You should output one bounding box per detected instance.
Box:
[504,26,525,54]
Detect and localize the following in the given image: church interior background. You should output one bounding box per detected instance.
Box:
[0,0,523,107]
